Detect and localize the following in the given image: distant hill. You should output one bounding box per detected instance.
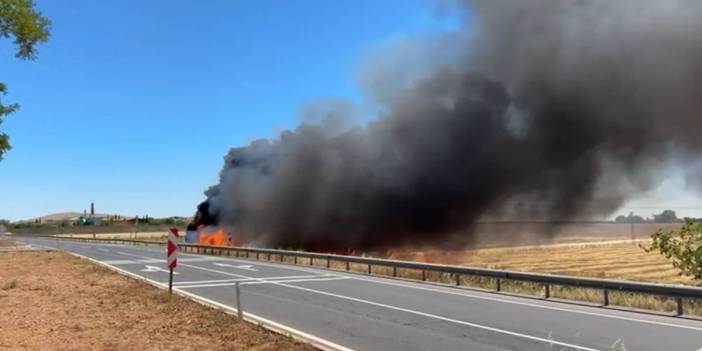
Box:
[23,212,131,223]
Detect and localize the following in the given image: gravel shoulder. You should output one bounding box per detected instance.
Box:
[0,251,316,351]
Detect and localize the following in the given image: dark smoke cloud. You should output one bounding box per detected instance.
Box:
[199,0,702,250]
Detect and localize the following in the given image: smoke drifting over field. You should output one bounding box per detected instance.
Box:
[198,1,702,249]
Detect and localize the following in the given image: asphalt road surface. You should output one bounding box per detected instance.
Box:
[19,237,702,351]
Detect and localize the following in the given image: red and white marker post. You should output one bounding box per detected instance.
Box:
[167,228,179,294]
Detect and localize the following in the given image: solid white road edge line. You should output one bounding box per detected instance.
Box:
[178,276,351,289]
[203,253,702,332]
[173,274,330,286]
[241,276,351,286]
[176,261,601,350]
[41,238,702,331]
[67,251,354,351]
[273,281,602,351]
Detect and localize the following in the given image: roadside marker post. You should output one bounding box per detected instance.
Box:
[167,228,179,295]
[235,281,243,320]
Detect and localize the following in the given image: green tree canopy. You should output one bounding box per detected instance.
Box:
[0,0,50,161]
[643,219,702,280]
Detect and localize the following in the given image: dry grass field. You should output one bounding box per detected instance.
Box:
[377,240,700,315]
[262,241,702,316]
[450,222,683,249]
[390,241,691,285]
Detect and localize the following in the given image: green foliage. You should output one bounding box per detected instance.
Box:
[642,219,702,280]
[0,0,50,160]
[0,81,18,159]
[0,0,50,60]
[142,217,188,227]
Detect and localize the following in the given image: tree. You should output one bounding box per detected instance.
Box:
[615,211,644,223]
[642,219,702,280]
[652,209,679,223]
[0,0,50,160]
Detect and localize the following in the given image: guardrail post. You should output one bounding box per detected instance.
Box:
[544,284,550,299]
[256,252,260,260]
[309,257,313,266]
[421,270,426,281]
[294,256,298,264]
[268,253,271,261]
[603,290,609,306]
[676,297,684,316]
[393,266,397,277]
[326,257,331,269]
[280,254,284,262]
[368,263,372,274]
[345,261,350,271]
[456,274,460,286]
[495,278,501,291]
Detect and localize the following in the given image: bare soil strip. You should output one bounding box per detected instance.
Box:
[0,251,316,351]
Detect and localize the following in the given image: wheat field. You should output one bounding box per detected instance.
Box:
[390,241,691,285]
[382,241,702,315]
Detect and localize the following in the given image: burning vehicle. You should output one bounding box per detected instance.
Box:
[185,201,238,246]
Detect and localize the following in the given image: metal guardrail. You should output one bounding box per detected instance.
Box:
[40,235,702,316]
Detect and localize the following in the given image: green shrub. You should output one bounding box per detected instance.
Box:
[643,219,702,280]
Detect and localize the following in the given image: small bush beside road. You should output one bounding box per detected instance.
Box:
[643,219,702,280]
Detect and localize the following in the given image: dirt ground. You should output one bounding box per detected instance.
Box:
[0,251,316,351]
[0,239,16,247]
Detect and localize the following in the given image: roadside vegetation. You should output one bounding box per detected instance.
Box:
[643,218,702,280]
[0,0,51,161]
[2,217,188,237]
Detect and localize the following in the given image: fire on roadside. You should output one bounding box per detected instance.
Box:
[197,226,239,246]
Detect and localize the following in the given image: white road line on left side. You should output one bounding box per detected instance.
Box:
[172,262,602,351]
[243,276,350,286]
[98,248,110,252]
[66,252,353,351]
[177,276,349,289]
[211,252,702,332]
[40,238,702,332]
[174,274,334,286]
[103,257,219,265]
[117,251,147,257]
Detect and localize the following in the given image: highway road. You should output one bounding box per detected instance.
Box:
[20,237,702,351]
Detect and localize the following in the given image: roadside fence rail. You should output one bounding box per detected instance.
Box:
[34,235,702,317]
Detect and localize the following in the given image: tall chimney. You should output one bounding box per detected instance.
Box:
[90,202,95,216]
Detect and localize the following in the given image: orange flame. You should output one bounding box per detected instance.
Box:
[197,226,239,246]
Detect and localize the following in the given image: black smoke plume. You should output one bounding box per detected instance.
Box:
[194,0,702,250]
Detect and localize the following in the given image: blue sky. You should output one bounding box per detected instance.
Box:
[1,1,699,221]
[0,0,460,220]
